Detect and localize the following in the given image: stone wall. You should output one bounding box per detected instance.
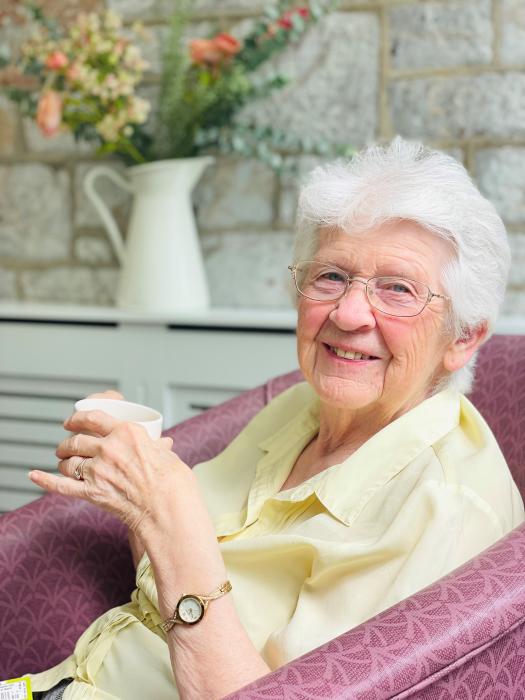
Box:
[1,0,525,313]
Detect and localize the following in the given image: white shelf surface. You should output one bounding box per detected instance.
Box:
[0,302,298,329]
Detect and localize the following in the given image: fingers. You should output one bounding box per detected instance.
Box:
[63,409,119,437]
[57,455,92,481]
[28,469,87,497]
[87,390,125,400]
[158,436,174,450]
[56,431,99,459]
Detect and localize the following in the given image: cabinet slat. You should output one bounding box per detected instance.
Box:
[0,443,57,469]
[0,375,118,399]
[0,464,55,490]
[0,395,73,421]
[0,419,64,445]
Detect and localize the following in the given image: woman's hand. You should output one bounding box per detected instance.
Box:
[28,409,183,541]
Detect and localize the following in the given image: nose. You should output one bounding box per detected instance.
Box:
[328,279,377,331]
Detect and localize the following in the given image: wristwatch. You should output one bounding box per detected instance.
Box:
[160,580,232,632]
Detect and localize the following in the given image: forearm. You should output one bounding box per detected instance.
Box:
[143,485,271,699]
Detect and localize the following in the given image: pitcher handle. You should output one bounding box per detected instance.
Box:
[83,166,133,266]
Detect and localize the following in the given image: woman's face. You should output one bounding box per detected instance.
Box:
[296,221,464,418]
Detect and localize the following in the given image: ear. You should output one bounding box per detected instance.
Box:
[443,322,488,373]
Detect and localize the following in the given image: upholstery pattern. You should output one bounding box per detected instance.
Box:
[0,335,524,698]
[0,497,134,678]
[468,334,525,494]
[225,523,525,699]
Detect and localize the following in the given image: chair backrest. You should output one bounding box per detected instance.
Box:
[468,334,525,498]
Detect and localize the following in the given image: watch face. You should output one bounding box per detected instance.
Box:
[177,595,204,624]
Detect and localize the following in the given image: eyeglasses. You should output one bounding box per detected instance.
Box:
[288,261,450,318]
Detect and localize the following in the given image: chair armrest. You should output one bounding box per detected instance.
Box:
[0,494,135,678]
[226,523,525,699]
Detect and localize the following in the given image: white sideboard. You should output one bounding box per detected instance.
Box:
[0,304,299,513]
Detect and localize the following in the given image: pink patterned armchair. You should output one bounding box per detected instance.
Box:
[1,334,525,698]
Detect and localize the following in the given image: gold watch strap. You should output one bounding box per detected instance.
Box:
[160,580,232,633]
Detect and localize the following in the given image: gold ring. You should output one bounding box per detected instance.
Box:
[74,457,88,481]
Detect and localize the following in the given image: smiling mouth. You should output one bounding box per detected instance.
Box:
[325,344,380,361]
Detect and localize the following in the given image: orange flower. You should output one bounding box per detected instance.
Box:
[36,90,63,137]
[190,33,242,66]
[45,50,68,70]
[213,33,241,57]
[189,38,223,66]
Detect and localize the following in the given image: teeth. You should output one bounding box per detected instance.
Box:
[331,346,371,360]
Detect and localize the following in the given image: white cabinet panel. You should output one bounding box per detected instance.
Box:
[166,385,241,424]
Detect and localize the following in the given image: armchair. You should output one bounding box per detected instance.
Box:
[1,335,524,698]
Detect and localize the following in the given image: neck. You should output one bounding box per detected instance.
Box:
[315,384,432,460]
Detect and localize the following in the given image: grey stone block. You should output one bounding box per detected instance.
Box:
[74,236,115,265]
[202,230,294,308]
[0,95,18,156]
[106,0,167,21]
[21,266,118,304]
[500,0,525,65]
[508,232,525,287]
[192,0,274,14]
[277,155,332,228]
[475,147,525,225]
[0,164,71,261]
[0,268,17,299]
[389,0,492,71]
[194,158,276,230]
[23,118,94,155]
[390,73,525,140]
[74,161,132,230]
[239,12,379,149]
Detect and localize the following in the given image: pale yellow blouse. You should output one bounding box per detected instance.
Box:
[30,383,525,699]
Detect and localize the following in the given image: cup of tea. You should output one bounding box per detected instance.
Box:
[74,398,163,439]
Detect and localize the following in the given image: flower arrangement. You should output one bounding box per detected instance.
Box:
[3,1,346,167]
[3,7,150,162]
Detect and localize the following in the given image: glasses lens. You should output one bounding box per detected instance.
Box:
[295,262,347,300]
[370,277,429,317]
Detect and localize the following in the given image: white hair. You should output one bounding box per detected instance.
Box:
[293,137,510,394]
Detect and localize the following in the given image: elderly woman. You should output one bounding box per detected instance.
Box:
[28,138,524,700]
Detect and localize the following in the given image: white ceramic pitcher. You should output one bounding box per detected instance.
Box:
[84,157,213,312]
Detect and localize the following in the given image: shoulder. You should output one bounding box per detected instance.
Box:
[430,392,524,533]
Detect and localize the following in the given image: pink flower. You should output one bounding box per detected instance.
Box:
[36,91,63,137]
[66,62,81,83]
[277,6,310,29]
[45,51,68,70]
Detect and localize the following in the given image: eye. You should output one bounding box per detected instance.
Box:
[319,270,346,283]
[376,278,417,297]
[387,282,412,294]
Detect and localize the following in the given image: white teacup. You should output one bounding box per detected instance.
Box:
[74,398,163,439]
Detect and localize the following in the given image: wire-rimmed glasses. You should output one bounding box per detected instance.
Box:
[288,261,450,318]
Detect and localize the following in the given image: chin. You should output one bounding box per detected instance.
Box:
[310,374,381,410]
